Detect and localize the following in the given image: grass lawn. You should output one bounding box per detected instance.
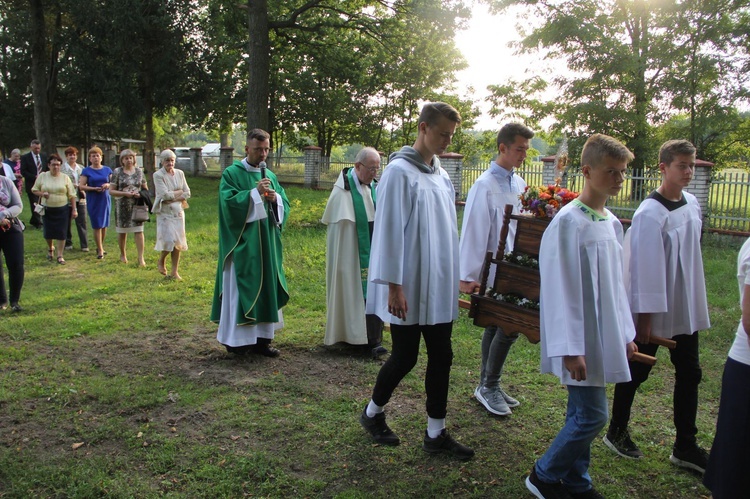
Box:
[0,176,741,498]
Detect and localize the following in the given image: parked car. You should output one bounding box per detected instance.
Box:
[174,147,192,171]
[171,147,207,174]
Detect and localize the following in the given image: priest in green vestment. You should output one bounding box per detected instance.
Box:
[211,129,290,357]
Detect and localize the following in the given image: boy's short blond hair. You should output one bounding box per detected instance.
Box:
[580,134,634,168]
[659,139,696,165]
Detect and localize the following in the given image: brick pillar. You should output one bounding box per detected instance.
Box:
[686,159,714,225]
[304,146,322,188]
[541,155,565,187]
[439,152,464,199]
[189,147,203,176]
[219,147,234,171]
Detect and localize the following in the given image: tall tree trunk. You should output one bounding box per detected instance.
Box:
[144,98,155,194]
[219,117,231,147]
[29,0,56,154]
[246,0,270,132]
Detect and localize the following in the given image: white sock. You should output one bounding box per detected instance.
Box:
[366,400,384,418]
[427,417,445,438]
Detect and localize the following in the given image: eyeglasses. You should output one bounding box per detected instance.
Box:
[357,163,380,173]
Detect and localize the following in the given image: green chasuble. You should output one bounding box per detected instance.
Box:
[210,160,290,325]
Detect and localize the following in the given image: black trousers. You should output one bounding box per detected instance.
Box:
[371,322,453,419]
[0,228,24,305]
[611,332,702,450]
[66,200,88,248]
[365,314,383,346]
[25,185,41,228]
[704,357,750,498]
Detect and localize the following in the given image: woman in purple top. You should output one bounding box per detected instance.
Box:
[80,146,112,259]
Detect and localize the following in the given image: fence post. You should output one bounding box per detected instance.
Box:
[687,159,714,226]
[189,147,203,176]
[439,152,464,199]
[304,146,322,188]
[219,147,234,171]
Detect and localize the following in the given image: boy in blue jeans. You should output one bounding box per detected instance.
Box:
[526,134,637,499]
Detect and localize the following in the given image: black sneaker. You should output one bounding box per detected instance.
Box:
[422,429,474,461]
[603,427,643,459]
[370,344,389,359]
[359,407,400,446]
[670,445,708,474]
[569,487,605,499]
[525,466,573,499]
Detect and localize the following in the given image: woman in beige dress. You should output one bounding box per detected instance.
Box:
[32,154,78,264]
[152,149,191,280]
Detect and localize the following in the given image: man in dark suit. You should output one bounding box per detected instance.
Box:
[20,139,48,228]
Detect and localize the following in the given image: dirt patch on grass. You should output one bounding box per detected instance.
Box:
[1,328,711,498]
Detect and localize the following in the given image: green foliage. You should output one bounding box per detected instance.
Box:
[267,0,470,156]
[485,0,750,172]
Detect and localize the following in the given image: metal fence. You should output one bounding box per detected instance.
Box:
[461,161,544,199]
[268,155,388,189]
[707,171,750,232]
[448,161,750,232]
[251,155,750,234]
[268,154,306,185]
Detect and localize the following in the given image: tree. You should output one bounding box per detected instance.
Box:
[230,0,469,141]
[69,0,209,174]
[0,5,36,155]
[486,0,749,187]
[0,0,81,154]
[268,0,468,156]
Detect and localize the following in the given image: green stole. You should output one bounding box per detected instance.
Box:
[348,169,377,299]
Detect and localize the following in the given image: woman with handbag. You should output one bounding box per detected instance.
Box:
[152,149,190,280]
[0,174,25,311]
[31,154,77,265]
[109,149,148,266]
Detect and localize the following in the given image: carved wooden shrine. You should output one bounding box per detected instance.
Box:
[464,204,660,365]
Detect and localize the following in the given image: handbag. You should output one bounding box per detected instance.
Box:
[131,203,150,223]
[11,217,25,232]
[34,202,45,216]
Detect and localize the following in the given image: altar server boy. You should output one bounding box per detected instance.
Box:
[604,139,711,474]
[526,134,637,499]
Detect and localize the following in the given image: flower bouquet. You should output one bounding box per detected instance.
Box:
[520,184,579,218]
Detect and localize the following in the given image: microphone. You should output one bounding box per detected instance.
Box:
[258,161,279,227]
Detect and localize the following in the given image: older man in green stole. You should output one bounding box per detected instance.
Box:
[211,129,290,357]
[322,147,386,358]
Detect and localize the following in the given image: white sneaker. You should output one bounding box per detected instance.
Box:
[477,386,511,416]
[499,387,520,408]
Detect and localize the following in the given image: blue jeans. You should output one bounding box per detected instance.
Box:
[535,385,608,493]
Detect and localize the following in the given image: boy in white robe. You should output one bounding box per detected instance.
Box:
[604,140,711,474]
[358,102,474,460]
[459,123,533,416]
[526,134,637,499]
